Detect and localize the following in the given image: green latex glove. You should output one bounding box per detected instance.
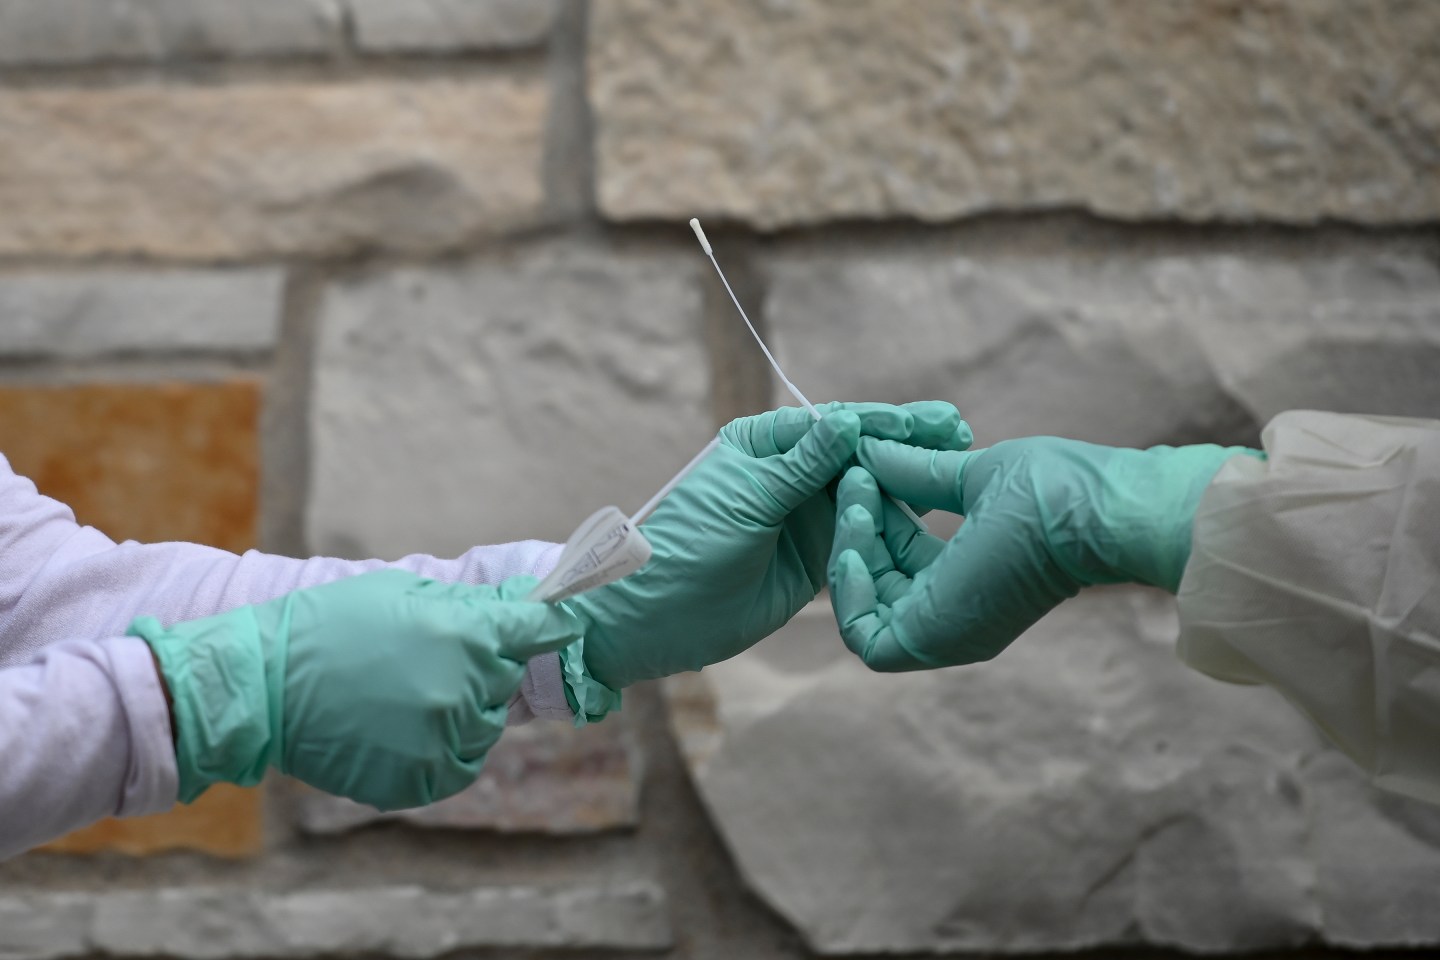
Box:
[561,402,972,716]
[132,570,581,809]
[828,436,1256,671]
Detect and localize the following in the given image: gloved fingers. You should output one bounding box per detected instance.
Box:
[895,401,973,451]
[456,629,530,705]
[759,410,862,515]
[829,549,929,672]
[813,402,913,442]
[833,467,891,574]
[432,575,583,662]
[857,437,981,514]
[885,497,1078,668]
[872,484,946,577]
[731,403,912,457]
[454,705,507,766]
[492,598,586,662]
[833,500,881,574]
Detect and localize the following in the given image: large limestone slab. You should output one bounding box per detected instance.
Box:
[0,78,546,260]
[309,245,711,556]
[349,0,558,53]
[763,246,1440,447]
[0,268,282,357]
[0,883,671,958]
[666,592,1440,954]
[298,717,640,834]
[592,0,1440,227]
[0,0,343,65]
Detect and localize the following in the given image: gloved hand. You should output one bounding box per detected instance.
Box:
[131,570,581,809]
[560,402,971,718]
[828,436,1256,671]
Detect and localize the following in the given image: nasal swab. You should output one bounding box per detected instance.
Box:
[631,437,721,525]
[688,218,929,532]
[688,219,819,417]
[527,437,722,604]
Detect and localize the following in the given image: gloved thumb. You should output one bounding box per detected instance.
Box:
[764,410,862,515]
[857,438,981,515]
[492,575,586,661]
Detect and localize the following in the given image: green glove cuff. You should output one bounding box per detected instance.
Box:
[554,616,622,728]
[130,607,285,803]
[1122,444,1260,592]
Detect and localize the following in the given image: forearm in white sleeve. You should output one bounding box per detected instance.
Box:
[1176,410,1440,804]
[0,453,575,857]
[0,636,176,861]
[0,453,572,721]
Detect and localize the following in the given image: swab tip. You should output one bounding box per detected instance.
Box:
[688,218,712,255]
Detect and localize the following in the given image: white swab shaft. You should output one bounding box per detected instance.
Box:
[689,220,819,418]
[631,437,721,525]
[689,217,929,532]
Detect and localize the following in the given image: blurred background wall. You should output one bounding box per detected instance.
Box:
[0,1,1437,958]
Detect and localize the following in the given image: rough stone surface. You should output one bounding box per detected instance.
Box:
[299,717,640,834]
[0,381,262,857]
[38,786,262,859]
[0,78,546,260]
[764,244,1440,448]
[309,244,711,555]
[0,883,672,958]
[0,381,260,556]
[0,0,343,65]
[667,592,1440,954]
[349,0,558,53]
[0,269,283,357]
[591,0,1440,227]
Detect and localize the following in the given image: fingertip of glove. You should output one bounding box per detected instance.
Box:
[820,409,862,440]
[828,545,862,590]
[856,406,914,440]
[839,463,879,494]
[502,609,584,661]
[951,419,975,451]
[837,501,875,532]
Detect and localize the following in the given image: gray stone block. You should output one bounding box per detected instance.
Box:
[298,716,641,834]
[309,244,711,556]
[0,0,343,65]
[0,883,672,958]
[592,0,1440,227]
[763,247,1440,447]
[349,0,558,53]
[0,78,547,260]
[0,268,283,357]
[666,593,1440,953]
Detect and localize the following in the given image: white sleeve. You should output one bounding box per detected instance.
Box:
[0,636,177,862]
[1176,410,1440,804]
[0,453,574,859]
[0,452,571,720]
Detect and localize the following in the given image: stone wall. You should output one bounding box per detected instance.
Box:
[0,1,1435,958]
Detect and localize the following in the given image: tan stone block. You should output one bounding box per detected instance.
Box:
[38,786,263,859]
[0,78,547,260]
[0,380,263,856]
[0,381,260,551]
[591,0,1440,227]
[298,718,640,835]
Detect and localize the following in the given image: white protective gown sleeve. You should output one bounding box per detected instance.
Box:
[0,453,568,860]
[1177,410,1440,805]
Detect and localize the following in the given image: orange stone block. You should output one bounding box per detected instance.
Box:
[0,381,259,551]
[40,785,263,858]
[0,380,265,857]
